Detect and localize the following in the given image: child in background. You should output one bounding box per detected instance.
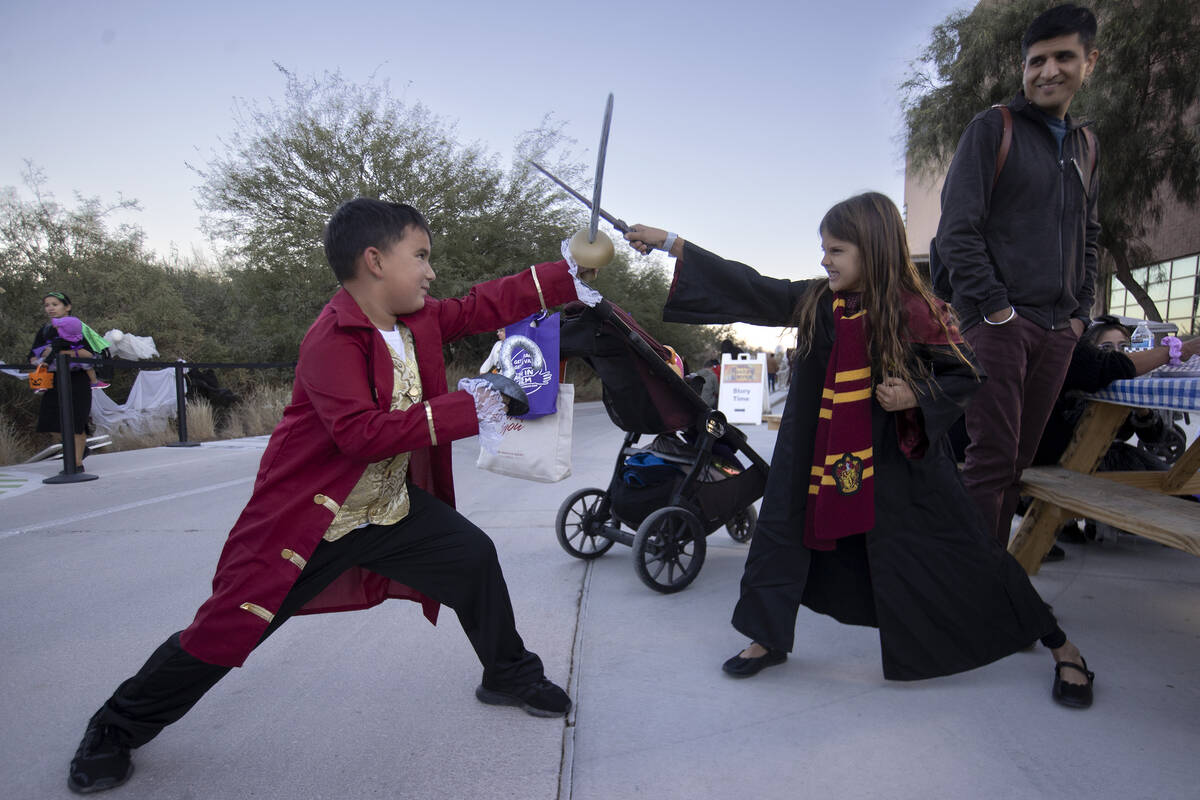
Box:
[31,316,91,373]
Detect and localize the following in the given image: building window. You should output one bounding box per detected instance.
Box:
[1108,252,1200,335]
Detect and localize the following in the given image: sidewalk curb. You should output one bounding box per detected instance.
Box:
[558,558,594,800]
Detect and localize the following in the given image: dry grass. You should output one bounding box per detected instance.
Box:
[184,398,216,441]
[445,360,479,389]
[103,398,217,453]
[0,412,33,467]
[78,387,288,457]
[104,427,179,453]
[221,383,289,438]
[563,362,602,402]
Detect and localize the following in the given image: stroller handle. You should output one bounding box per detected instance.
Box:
[590,299,766,472]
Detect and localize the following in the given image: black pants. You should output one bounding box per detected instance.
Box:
[96,486,543,748]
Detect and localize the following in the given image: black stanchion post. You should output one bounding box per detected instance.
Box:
[44,351,99,484]
[165,361,200,448]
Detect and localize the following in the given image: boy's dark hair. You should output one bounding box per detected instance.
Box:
[322,198,432,283]
[1022,4,1097,57]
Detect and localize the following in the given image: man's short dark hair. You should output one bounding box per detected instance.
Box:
[323,198,432,283]
[1022,4,1097,58]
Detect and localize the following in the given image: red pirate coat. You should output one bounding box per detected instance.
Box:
[180,261,579,667]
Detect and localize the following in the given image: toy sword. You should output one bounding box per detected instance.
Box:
[529,160,629,234]
[533,94,623,271]
[588,93,613,243]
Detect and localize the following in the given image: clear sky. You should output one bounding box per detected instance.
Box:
[1,0,970,350]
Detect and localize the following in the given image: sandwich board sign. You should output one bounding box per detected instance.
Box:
[718,353,765,424]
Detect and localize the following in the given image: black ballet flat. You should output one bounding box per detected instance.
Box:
[722,645,787,678]
[1052,658,1095,709]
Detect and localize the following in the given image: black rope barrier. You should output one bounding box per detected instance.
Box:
[2,357,296,483]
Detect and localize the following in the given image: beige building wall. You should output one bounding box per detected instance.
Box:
[903,154,945,263]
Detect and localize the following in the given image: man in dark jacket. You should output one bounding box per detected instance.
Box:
[935,4,1101,545]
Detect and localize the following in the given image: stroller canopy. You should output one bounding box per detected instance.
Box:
[560,301,706,435]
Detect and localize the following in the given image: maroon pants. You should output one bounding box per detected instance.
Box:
[962,316,1078,545]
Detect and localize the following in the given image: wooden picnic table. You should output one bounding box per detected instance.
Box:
[1010,375,1200,574]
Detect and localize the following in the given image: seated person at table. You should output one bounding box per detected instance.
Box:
[1030,316,1199,547]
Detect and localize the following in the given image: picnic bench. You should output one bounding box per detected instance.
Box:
[1010,376,1200,574]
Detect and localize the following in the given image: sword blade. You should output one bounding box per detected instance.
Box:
[589,93,613,243]
[529,161,628,233]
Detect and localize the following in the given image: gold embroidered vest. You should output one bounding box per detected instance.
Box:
[323,326,422,542]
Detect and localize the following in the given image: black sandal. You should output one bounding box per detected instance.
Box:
[1052,657,1095,709]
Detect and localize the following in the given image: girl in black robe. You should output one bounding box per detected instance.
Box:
[625,192,1095,708]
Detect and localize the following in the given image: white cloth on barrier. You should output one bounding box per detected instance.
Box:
[103,329,159,360]
[91,368,179,437]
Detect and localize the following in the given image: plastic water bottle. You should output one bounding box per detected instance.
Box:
[1129,322,1153,351]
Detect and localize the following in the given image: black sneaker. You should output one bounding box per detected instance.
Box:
[475,678,572,717]
[68,712,133,794]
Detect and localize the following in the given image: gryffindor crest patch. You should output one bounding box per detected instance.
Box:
[832,452,864,495]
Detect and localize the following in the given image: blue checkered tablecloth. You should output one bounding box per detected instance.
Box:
[1090,377,1200,413]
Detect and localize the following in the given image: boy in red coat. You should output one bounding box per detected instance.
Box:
[67,199,602,794]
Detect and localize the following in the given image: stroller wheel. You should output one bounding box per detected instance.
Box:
[556,488,616,560]
[632,506,706,593]
[1137,423,1186,466]
[725,505,757,543]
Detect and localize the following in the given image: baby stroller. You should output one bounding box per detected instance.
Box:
[555,299,770,593]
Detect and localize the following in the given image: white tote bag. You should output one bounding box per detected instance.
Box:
[476,383,573,482]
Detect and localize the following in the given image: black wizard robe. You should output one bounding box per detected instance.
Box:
[664,242,1057,680]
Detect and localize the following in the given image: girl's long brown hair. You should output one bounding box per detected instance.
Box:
[792,191,974,388]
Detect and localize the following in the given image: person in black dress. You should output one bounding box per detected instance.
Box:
[29,293,96,469]
[625,192,1095,708]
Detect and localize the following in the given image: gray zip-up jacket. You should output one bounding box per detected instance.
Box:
[935,92,1100,332]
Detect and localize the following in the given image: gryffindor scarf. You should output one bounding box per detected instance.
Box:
[803,291,963,551]
[804,293,873,550]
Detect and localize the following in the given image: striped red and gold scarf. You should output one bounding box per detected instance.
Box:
[803,291,963,550]
[804,293,874,550]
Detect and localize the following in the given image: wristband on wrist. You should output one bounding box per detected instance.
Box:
[1161,336,1183,365]
[983,306,1016,325]
[661,232,678,253]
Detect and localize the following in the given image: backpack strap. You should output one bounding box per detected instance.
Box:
[1080,125,1098,185]
[929,104,1014,303]
[990,104,1013,186]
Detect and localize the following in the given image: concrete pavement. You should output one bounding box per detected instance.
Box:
[1,400,1198,799]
